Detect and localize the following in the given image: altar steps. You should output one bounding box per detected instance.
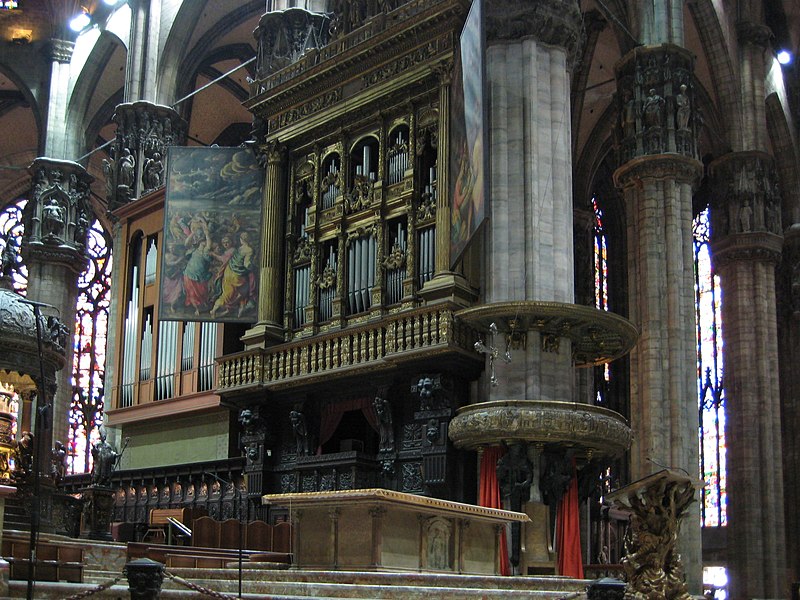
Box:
[6,567,590,599]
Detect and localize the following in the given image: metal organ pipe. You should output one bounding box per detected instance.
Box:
[182,322,195,372]
[121,266,140,407]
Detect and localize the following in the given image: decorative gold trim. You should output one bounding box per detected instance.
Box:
[262,488,530,522]
[448,400,632,454]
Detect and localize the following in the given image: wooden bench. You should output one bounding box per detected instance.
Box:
[1,538,84,583]
[143,507,207,544]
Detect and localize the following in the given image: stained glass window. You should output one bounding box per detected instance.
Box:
[0,200,27,293]
[0,200,112,475]
[69,220,112,474]
[694,207,727,527]
[593,197,611,404]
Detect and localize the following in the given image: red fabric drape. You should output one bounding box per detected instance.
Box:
[556,459,583,578]
[317,397,380,454]
[479,446,510,576]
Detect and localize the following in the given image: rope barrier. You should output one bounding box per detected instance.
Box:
[164,570,242,599]
[61,575,123,599]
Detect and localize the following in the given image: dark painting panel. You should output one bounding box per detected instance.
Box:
[160,146,264,323]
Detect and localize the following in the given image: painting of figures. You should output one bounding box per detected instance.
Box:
[160,146,264,323]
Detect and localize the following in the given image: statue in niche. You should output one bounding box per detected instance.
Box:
[91,426,119,486]
[41,198,65,238]
[621,89,637,139]
[47,316,69,350]
[425,419,439,445]
[14,431,34,480]
[791,261,800,314]
[739,199,753,232]
[643,88,664,129]
[414,374,448,411]
[118,148,135,189]
[539,451,573,508]
[1,234,20,281]
[497,444,533,571]
[497,444,533,512]
[289,410,311,456]
[373,395,394,452]
[51,440,67,483]
[143,152,164,191]
[675,84,691,130]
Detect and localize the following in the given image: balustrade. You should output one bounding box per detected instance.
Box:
[218,307,474,391]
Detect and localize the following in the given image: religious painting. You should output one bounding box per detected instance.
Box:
[449,0,487,269]
[160,146,264,323]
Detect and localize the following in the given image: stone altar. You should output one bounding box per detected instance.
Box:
[263,488,529,575]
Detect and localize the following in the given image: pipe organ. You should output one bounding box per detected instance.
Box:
[120,265,140,408]
[282,112,441,334]
[198,322,217,392]
[155,320,178,400]
[181,322,195,372]
[139,313,153,382]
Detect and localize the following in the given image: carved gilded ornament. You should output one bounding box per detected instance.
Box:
[344,176,376,213]
[607,471,699,600]
[448,400,632,455]
[383,244,406,270]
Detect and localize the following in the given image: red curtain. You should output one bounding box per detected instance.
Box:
[479,446,510,576]
[556,459,583,578]
[317,397,380,454]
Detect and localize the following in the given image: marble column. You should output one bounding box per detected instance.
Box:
[709,151,786,599]
[779,224,800,585]
[21,158,95,452]
[43,40,74,159]
[613,44,703,592]
[243,142,286,347]
[482,0,581,404]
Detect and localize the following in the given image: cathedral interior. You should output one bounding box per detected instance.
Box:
[0,0,798,598]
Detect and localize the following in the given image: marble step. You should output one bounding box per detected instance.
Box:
[161,568,590,599]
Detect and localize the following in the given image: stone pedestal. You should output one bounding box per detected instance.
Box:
[606,469,701,600]
[124,558,165,600]
[80,485,115,541]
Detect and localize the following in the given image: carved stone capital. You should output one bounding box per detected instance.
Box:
[23,157,95,270]
[736,21,772,48]
[265,141,287,166]
[613,154,702,190]
[431,59,454,87]
[709,151,783,241]
[108,101,187,210]
[485,0,582,62]
[48,39,75,63]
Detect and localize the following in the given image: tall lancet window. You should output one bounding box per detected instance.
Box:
[70,220,112,474]
[0,200,27,293]
[592,196,611,403]
[694,207,727,527]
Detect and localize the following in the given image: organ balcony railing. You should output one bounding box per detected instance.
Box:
[217,306,478,394]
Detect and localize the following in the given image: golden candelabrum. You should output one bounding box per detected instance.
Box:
[0,382,18,483]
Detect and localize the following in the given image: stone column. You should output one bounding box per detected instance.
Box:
[243,142,286,347]
[780,224,800,584]
[106,101,187,211]
[43,40,74,159]
[22,158,95,450]
[124,0,162,102]
[613,44,702,592]
[482,0,581,404]
[709,151,786,599]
